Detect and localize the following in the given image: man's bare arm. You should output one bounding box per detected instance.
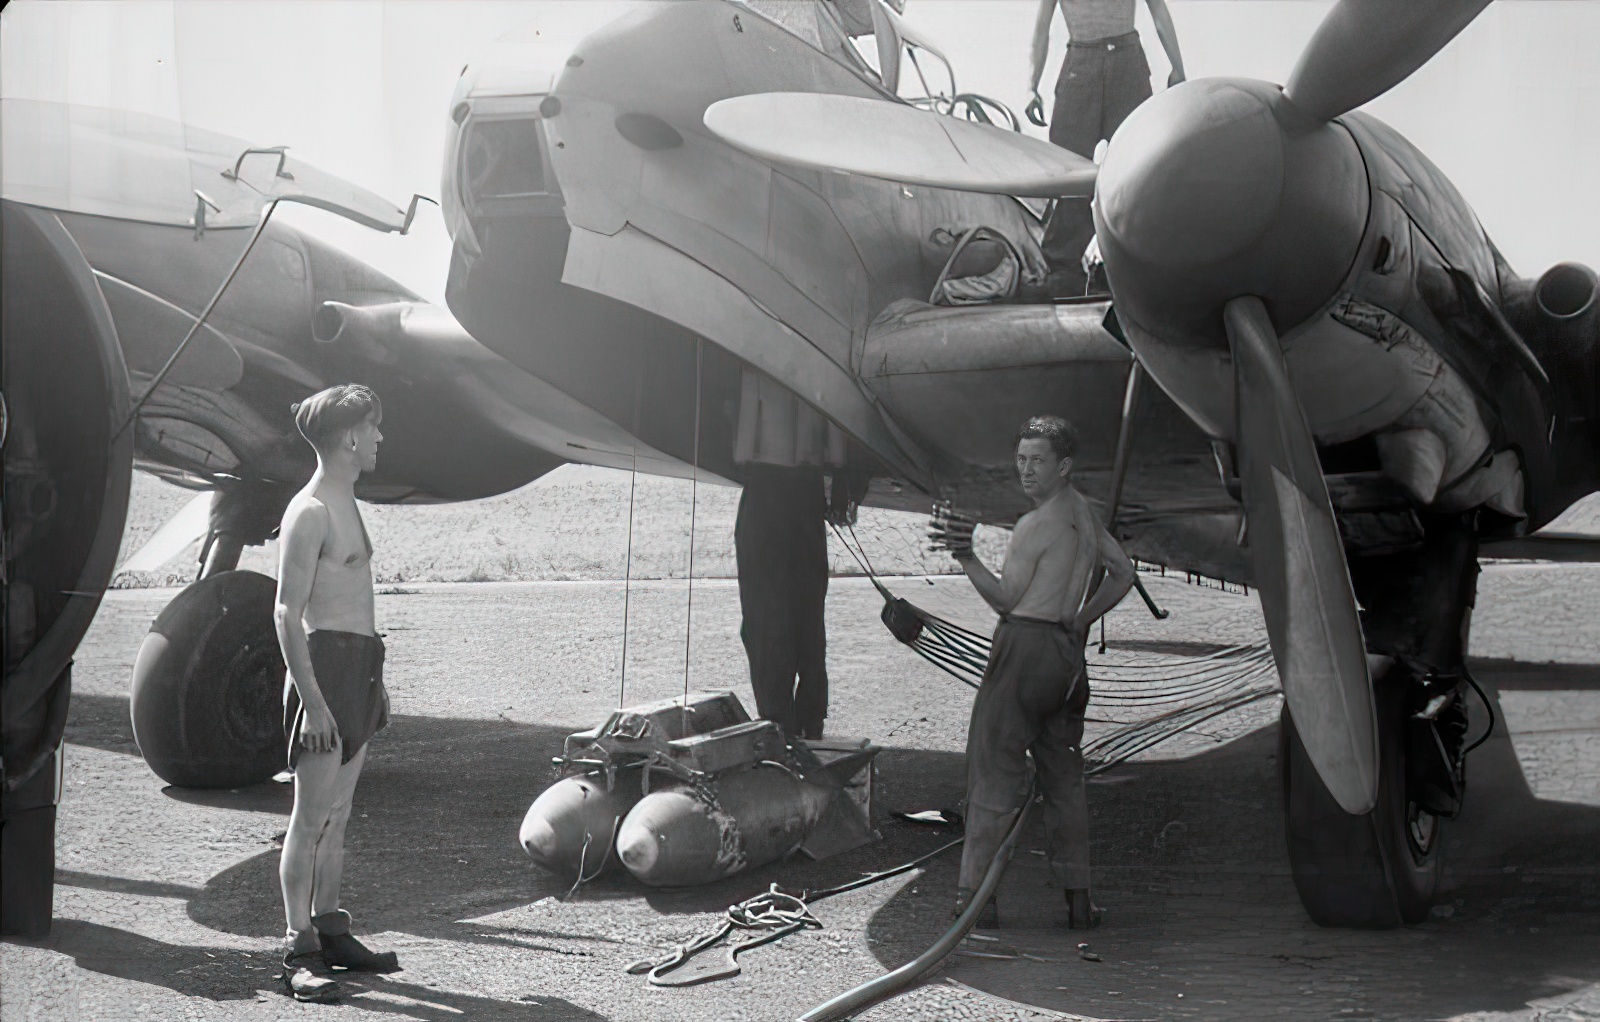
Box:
[1028,0,1057,93]
[1144,0,1186,86]
[274,501,339,754]
[956,520,1042,616]
[1072,526,1135,632]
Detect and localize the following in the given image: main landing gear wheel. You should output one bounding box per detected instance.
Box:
[1280,679,1440,927]
[129,570,287,788]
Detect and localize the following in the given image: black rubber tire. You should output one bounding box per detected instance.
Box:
[1280,681,1440,927]
[129,570,287,788]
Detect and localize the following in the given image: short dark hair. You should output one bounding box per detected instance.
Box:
[1015,415,1077,461]
[292,384,381,451]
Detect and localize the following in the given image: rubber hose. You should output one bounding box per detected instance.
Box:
[796,780,1038,1022]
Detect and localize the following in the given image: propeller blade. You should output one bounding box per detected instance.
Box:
[1224,296,1378,815]
[703,93,1097,198]
[117,490,213,574]
[1283,0,1492,123]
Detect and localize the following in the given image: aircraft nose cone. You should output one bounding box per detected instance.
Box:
[1097,79,1285,271]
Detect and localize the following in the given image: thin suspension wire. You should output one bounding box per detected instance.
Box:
[618,446,638,709]
[681,338,703,733]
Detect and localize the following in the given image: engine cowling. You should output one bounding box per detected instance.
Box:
[2,201,133,794]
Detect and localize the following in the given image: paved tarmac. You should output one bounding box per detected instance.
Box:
[3,567,1597,1021]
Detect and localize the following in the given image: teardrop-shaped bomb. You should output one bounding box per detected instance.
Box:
[518,774,643,880]
[616,767,836,886]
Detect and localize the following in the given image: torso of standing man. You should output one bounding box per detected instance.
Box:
[1056,0,1135,43]
[1007,488,1101,626]
[303,493,377,637]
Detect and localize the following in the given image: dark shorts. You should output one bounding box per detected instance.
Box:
[285,630,389,767]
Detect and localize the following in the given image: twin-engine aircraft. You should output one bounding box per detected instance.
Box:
[440,0,1600,926]
[4,0,1596,929]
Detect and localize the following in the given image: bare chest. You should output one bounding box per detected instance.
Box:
[318,505,372,570]
[1059,0,1135,42]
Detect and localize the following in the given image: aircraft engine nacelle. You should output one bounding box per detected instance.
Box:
[2,200,133,933]
[2,201,134,769]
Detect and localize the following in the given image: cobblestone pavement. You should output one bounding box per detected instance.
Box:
[3,568,1597,1021]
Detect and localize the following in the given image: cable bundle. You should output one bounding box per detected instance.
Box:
[834,524,1281,775]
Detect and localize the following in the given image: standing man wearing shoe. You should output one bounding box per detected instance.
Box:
[935,416,1135,929]
[1026,0,1185,293]
[273,384,400,1001]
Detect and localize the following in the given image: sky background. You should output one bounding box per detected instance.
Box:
[4,0,1598,308]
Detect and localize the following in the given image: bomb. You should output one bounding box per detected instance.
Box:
[518,692,880,887]
[519,774,642,880]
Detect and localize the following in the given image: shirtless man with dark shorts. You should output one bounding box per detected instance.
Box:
[274,384,399,1001]
[938,415,1135,929]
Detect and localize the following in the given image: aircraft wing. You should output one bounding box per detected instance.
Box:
[2,99,417,233]
[7,99,714,525]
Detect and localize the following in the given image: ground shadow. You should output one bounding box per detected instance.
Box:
[65,693,143,757]
[9,919,606,1019]
[859,662,1600,1022]
[58,670,1600,1021]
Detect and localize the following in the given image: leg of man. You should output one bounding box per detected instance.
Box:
[790,470,830,740]
[958,624,1074,898]
[281,745,346,949]
[0,742,61,938]
[303,744,398,972]
[0,807,55,937]
[1041,45,1106,293]
[737,474,793,729]
[738,466,831,733]
[1048,46,1104,158]
[1101,44,1154,142]
[1032,667,1091,893]
[308,744,367,918]
[278,744,346,1001]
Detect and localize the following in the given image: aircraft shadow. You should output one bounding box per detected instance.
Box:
[856,662,1600,1022]
[58,669,1600,1020]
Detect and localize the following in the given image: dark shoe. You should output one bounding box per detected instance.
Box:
[1065,888,1104,930]
[280,952,341,1002]
[953,888,1000,930]
[313,910,401,973]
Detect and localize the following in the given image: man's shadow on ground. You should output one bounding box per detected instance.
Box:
[10,918,604,1020]
[53,694,969,1016]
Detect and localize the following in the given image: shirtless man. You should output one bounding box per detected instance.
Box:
[1027,0,1185,291]
[938,415,1135,929]
[273,384,399,1001]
